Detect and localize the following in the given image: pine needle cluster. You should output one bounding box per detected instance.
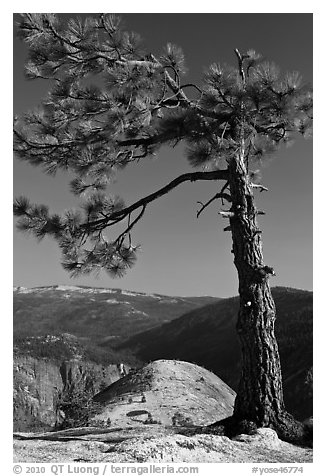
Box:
[14,14,312,277]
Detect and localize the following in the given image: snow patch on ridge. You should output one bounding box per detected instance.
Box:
[55,285,117,294]
[14,285,183,301]
[14,285,119,294]
[14,287,34,294]
[121,290,162,299]
[121,290,144,297]
[56,285,83,292]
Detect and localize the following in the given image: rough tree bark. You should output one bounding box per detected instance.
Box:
[219,145,307,444]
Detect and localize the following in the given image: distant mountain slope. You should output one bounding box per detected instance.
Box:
[13,285,312,421]
[14,285,220,344]
[120,287,313,420]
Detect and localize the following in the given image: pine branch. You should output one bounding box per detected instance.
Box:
[143,56,231,119]
[82,169,229,232]
[180,83,203,95]
[13,12,314,288]
[117,131,177,148]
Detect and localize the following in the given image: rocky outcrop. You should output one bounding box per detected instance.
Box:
[13,355,125,432]
[13,427,313,463]
[97,428,312,463]
[92,359,236,427]
[13,360,313,463]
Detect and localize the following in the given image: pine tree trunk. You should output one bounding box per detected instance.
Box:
[225,150,306,443]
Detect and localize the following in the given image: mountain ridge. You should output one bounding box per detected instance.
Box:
[13,284,222,299]
[14,285,220,347]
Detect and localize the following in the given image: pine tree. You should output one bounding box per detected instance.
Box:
[13,14,313,443]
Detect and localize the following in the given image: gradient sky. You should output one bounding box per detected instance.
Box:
[13,12,313,297]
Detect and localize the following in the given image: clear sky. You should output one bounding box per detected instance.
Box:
[13,12,313,297]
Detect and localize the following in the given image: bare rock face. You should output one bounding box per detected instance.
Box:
[14,356,63,430]
[13,360,312,463]
[13,427,313,463]
[13,356,124,431]
[99,429,311,463]
[92,359,236,427]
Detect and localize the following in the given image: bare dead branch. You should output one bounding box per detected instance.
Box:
[196,192,232,218]
[114,205,146,247]
[234,48,246,84]
[219,210,235,218]
[251,183,269,192]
